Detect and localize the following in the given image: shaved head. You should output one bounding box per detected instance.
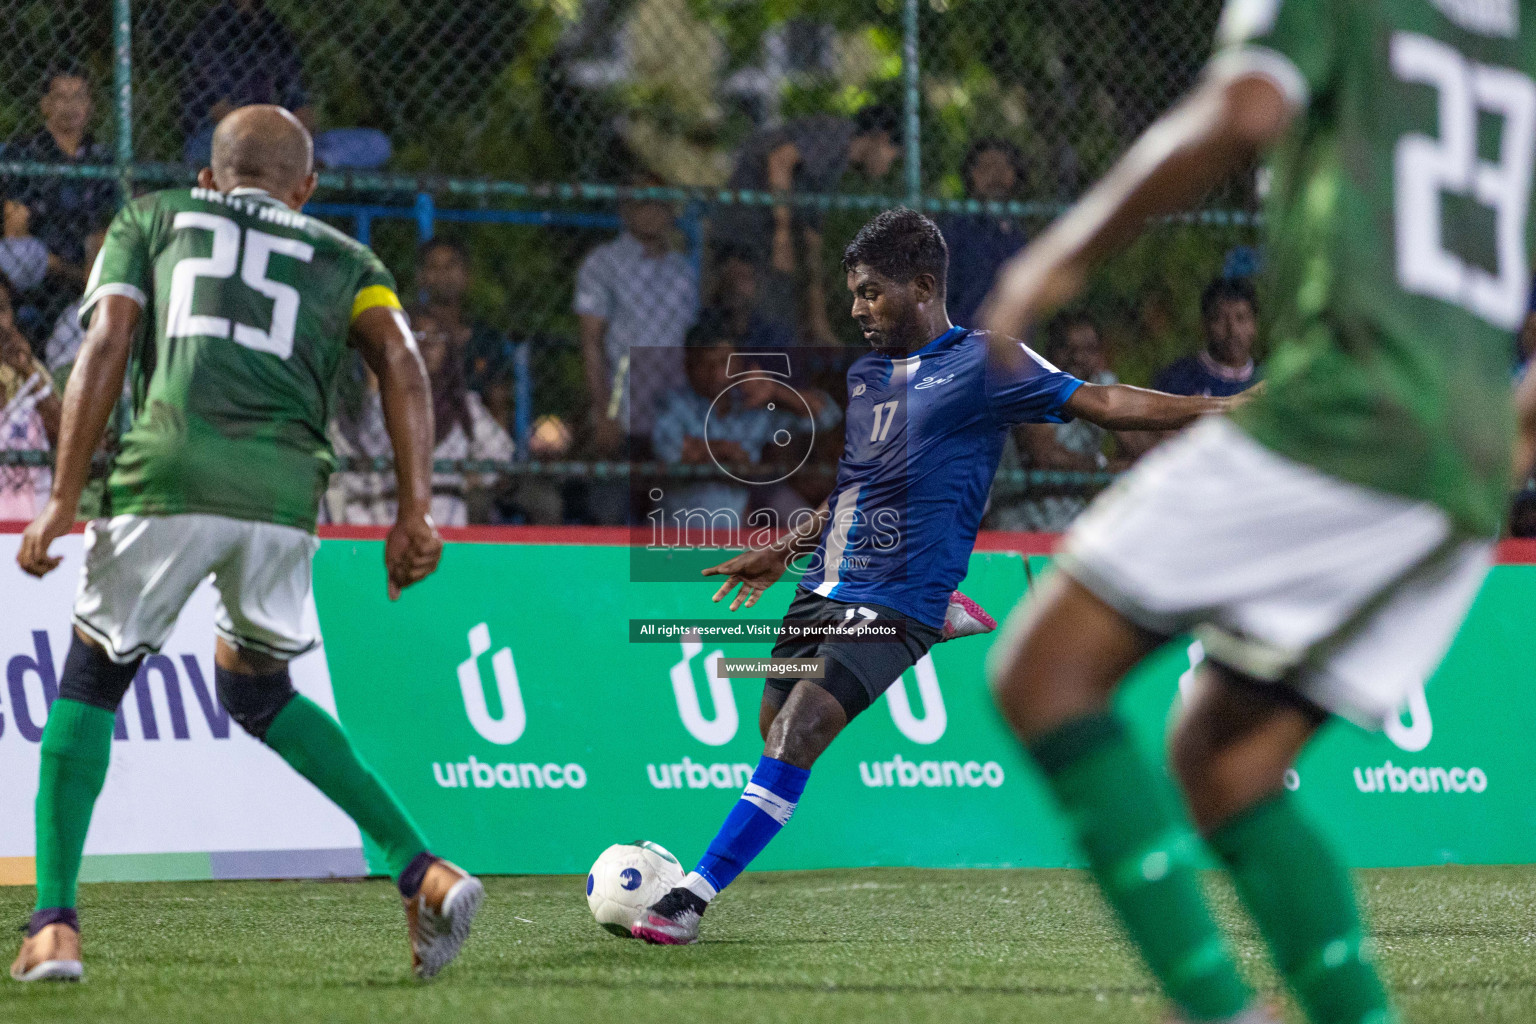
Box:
[209,105,313,196]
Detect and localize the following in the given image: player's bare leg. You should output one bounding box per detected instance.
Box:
[989,574,1263,1023]
[213,638,483,978]
[635,680,848,944]
[1172,667,1393,1024]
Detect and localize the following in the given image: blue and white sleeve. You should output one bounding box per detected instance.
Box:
[986,341,1083,425]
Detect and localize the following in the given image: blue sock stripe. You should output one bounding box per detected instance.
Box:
[694,756,811,896]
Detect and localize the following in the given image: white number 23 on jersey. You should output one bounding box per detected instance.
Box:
[1392,32,1536,331]
[166,211,315,359]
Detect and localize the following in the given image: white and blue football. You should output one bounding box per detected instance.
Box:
[586,840,685,937]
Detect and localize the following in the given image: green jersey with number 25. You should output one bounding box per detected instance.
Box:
[79,187,403,532]
[1217,0,1532,537]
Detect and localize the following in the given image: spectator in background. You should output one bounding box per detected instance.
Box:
[715,104,901,345]
[324,359,392,525]
[706,245,796,351]
[43,224,108,375]
[1152,276,1262,398]
[0,199,50,306]
[182,0,313,163]
[1,67,116,337]
[0,277,60,518]
[414,308,515,526]
[940,138,1028,328]
[652,315,838,522]
[987,312,1125,532]
[414,237,515,428]
[575,174,698,459]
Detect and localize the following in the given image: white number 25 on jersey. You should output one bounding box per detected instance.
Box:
[1392,32,1536,331]
[166,211,315,358]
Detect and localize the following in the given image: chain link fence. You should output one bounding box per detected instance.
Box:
[0,0,1258,528]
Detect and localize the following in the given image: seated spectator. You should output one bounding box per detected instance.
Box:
[706,246,796,350]
[987,313,1125,532]
[324,360,392,525]
[415,308,514,526]
[44,224,108,375]
[713,104,901,345]
[1,201,50,300]
[653,316,839,525]
[414,237,515,427]
[939,137,1028,328]
[181,0,313,164]
[0,277,60,519]
[1,66,116,338]
[1153,276,1262,398]
[575,173,698,523]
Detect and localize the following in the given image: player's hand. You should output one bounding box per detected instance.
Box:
[17,498,74,578]
[384,511,443,601]
[702,545,789,611]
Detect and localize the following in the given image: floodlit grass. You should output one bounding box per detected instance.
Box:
[2,867,1534,1022]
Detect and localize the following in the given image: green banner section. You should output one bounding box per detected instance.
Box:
[311,542,1536,876]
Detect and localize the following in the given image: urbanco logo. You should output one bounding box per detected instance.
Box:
[458,623,526,745]
[886,655,946,744]
[671,635,738,746]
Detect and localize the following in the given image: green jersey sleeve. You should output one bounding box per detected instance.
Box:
[79,199,152,328]
[1209,0,1338,109]
[348,249,402,324]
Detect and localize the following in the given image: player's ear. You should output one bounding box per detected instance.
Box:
[913,272,938,306]
[196,167,215,190]
[293,172,319,210]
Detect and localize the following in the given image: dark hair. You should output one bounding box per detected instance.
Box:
[1200,275,1257,322]
[417,236,468,265]
[685,309,736,351]
[1048,309,1099,351]
[43,63,88,93]
[960,136,1024,192]
[841,207,948,292]
[853,103,900,140]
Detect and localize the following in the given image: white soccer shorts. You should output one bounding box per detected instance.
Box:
[1058,417,1492,727]
[73,513,321,664]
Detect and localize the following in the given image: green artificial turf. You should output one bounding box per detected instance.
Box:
[2,867,1534,1022]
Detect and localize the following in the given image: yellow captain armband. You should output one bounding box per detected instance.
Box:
[350,285,403,322]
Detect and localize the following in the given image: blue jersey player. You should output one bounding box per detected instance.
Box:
[633,208,1239,944]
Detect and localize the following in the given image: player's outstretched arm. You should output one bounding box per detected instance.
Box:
[351,305,444,601]
[1063,381,1248,432]
[703,499,829,611]
[981,70,1295,341]
[17,294,139,578]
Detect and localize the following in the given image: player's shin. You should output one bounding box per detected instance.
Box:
[1029,712,1253,1021]
[688,756,811,901]
[1208,794,1395,1024]
[34,636,139,919]
[220,667,431,889]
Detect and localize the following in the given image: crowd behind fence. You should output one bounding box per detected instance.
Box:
[1,0,1293,530]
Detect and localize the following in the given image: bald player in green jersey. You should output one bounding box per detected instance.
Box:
[983,1,1536,1022]
[11,106,483,984]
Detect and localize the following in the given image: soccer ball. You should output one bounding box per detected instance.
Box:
[586,840,685,937]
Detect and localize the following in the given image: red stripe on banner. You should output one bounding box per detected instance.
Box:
[3,520,1535,563]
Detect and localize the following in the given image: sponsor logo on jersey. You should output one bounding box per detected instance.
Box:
[851,382,867,398]
[913,374,955,390]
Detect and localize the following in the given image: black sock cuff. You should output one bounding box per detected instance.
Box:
[214,666,298,742]
[1027,712,1126,777]
[27,907,78,936]
[58,635,141,712]
[397,851,435,899]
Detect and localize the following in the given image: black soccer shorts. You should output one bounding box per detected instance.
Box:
[764,587,943,719]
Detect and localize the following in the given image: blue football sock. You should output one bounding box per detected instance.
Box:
[689,756,810,899]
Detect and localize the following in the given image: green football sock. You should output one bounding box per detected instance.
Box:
[263,696,429,880]
[1209,794,1396,1024]
[1030,712,1251,1021]
[35,699,117,911]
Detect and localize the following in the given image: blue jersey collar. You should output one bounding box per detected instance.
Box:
[908,325,968,359]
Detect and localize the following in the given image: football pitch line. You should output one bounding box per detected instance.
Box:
[2,867,1535,1023]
